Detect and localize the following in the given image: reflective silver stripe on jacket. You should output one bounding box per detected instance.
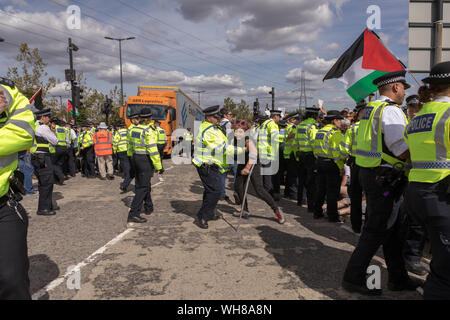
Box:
[412,161,450,169]
[370,106,384,154]
[354,149,382,158]
[0,153,18,170]
[5,111,35,138]
[435,108,450,161]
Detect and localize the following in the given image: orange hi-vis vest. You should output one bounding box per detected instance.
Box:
[93,130,113,156]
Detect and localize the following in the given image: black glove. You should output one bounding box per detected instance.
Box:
[159,169,165,175]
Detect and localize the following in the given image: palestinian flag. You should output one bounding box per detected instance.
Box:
[323,29,405,102]
[67,100,80,117]
[30,88,43,110]
[68,99,73,114]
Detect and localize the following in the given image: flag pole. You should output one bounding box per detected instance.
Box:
[397,59,422,87]
[407,70,422,87]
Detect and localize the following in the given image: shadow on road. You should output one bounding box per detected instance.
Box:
[255,226,359,300]
[171,200,202,218]
[121,196,134,209]
[276,198,360,247]
[190,184,203,195]
[29,254,59,301]
[52,192,64,201]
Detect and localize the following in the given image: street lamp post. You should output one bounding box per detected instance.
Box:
[193,90,206,106]
[104,36,136,107]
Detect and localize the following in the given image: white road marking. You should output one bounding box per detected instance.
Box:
[32,228,134,300]
[32,174,170,300]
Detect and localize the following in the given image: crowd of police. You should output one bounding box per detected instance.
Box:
[191,65,450,300]
[0,62,449,300]
[0,85,169,298]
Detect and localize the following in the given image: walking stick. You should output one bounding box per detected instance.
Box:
[236,164,256,232]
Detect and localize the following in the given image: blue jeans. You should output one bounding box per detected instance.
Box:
[18,152,35,195]
[229,163,238,182]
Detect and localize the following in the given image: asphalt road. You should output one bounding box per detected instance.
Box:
[21,160,424,300]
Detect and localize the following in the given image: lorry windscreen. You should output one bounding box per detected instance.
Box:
[127,104,170,121]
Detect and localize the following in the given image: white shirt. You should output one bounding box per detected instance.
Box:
[434,96,450,103]
[70,128,77,143]
[220,118,232,132]
[36,122,58,146]
[378,95,409,157]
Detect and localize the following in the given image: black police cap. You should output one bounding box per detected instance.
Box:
[373,70,411,90]
[406,95,420,106]
[270,109,282,116]
[140,108,153,118]
[0,77,15,89]
[325,110,344,120]
[34,108,51,117]
[278,119,287,127]
[423,61,450,84]
[305,107,320,113]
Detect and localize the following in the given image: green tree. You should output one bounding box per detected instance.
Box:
[223,97,253,122]
[107,85,125,125]
[6,43,56,101]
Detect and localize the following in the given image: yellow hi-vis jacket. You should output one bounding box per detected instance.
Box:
[355,101,406,168]
[113,129,128,153]
[258,118,282,162]
[193,121,243,174]
[295,118,319,154]
[128,124,162,171]
[0,82,36,198]
[313,124,345,170]
[340,122,360,159]
[404,99,450,183]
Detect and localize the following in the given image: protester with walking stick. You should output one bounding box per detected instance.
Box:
[233,117,285,224]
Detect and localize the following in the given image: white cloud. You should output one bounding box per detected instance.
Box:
[175,0,349,51]
[325,42,340,51]
[97,62,244,91]
[0,7,162,78]
[303,57,338,75]
[47,82,71,97]
[285,46,315,57]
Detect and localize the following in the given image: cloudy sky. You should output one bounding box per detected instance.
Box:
[0,0,414,111]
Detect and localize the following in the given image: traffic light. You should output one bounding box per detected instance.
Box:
[253,98,260,116]
[73,84,84,109]
[102,96,114,125]
[269,87,275,111]
[102,96,113,115]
